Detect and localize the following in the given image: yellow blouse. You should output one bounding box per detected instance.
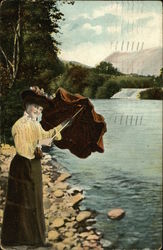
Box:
[12,114,61,159]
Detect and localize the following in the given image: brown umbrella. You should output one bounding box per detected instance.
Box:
[41,88,107,158]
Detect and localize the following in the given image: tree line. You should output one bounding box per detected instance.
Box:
[49,61,162,98]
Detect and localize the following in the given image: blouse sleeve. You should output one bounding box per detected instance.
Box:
[37,123,62,140]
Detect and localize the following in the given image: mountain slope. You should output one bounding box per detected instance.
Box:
[104,47,162,76]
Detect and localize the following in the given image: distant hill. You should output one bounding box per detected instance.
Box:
[104,47,162,76]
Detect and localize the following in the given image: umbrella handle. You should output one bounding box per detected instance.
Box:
[51,106,84,141]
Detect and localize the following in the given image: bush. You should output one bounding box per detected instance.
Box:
[140,87,163,100]
[95,80,121,98]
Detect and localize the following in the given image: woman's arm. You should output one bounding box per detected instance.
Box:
[38,123,62,141]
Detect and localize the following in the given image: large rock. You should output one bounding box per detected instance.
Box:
[76,211,92,222]
[107,208,125,220]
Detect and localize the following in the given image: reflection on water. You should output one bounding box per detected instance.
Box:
[50,99,162,249]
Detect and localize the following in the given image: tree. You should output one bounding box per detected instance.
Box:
[58,65,90,93]
[0,0,72,142]
[83,72,105,98]
[0,0,21,87]
[0,0,67,92]
[155,68,163,87]
[94,61,121,76]
[95,80,121,99]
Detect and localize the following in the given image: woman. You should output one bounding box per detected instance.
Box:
[1,86,62,248]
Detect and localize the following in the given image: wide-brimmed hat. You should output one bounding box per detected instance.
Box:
[21,86,53,109]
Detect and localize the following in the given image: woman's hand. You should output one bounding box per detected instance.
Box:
[53,124,63,141]
[55,124,63,132]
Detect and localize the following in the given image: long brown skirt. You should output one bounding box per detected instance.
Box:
[1,154,46,246]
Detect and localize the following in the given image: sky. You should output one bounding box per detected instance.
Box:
[55,1,162,67]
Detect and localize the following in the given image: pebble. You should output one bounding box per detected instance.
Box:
[55,182,69,190]
[69,193,84,207]
[65,231,74,238]
[87,234,99,240]
[76,211,92,222]
[56,172,71,182]
[52,218,65,228]
[48,230,59,241]
[63,237,75,246]
[54,189,64,198]
[0,209,3,216]
[79,231,93,238]
[54,242,66,250]
[67,187,83,195]
[100,238,112,248]
[108,208,125,220]
[43,198,51,210]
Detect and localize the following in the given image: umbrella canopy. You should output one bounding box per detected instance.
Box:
[41,88,107,158]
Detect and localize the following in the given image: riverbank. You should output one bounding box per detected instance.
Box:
[0,144,103,250]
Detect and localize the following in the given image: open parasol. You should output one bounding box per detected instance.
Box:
[41,88,107,158]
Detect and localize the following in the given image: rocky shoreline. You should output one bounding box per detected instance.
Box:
[0,144,103,250]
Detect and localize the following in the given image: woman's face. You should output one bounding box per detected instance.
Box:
[26,104,43,120]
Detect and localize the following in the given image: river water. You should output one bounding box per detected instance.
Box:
[50,99,162,249]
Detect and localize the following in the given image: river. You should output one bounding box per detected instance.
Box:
[49,99,162,249]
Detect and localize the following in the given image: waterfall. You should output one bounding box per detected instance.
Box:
[111,88,147,99]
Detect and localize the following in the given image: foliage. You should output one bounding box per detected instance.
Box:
[49,64,90,94]
[110,75,155,88]
[0,0,66,91]
[83,72,106,98]
[95,80,121,99]
[94,61,121,76]
[155,68,163,87]
[49,62,160,99]
[0,0,70,142]
[140,87,163,100]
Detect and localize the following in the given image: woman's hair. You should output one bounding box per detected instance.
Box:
[23,96,47,110]
[24,102,43,111]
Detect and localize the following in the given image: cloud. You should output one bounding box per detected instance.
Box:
[82,23,102,35]
[124,12,162,49]
[71,3,122,21]
[71,13,90,21]
[59,2,162,66]
[92,3,122,19]
[59,41,114,67]
[107,25,121,33]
